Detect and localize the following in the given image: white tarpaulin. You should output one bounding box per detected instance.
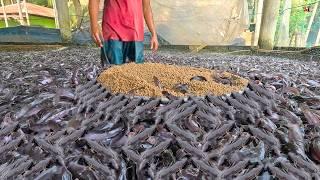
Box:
[151,0,249,45]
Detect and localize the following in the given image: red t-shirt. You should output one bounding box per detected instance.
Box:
[102,0,144,42]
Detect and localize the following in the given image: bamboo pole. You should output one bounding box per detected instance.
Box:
[16,0,25,25]
[1,0,9,27]
[22,0,29,26]
[305,2,318,45]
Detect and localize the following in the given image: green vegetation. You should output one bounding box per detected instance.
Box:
[0,19,20,28]
[28,0,53,8]
[0,15,55,29]
[29,15,55,28]
[0,0,88,30]
[0,0,55,29]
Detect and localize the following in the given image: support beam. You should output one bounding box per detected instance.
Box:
[16,0,26,25]
[52,0,59,29]
[258,0,281,50]
[0,0,9,27]
[54,0,71,43]
[253,0,264,46]
[22,0,29,26]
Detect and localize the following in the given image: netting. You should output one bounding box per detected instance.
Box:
[149,0,250,45]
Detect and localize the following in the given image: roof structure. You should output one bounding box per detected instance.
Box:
[0,3,54,19]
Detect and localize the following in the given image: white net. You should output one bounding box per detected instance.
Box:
[72,0,252,46]
[150,0,250,45]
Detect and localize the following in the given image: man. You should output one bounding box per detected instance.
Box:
[89,0,159,65]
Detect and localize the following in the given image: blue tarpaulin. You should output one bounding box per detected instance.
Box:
[0,26,62,43]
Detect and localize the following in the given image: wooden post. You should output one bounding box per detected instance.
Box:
[277,0,291,47]
[22,0,30,26]
[258,0,281,50]
[253,0,264,46]
[16,0,26,25]
[1,0,9,27]
[54,0,71,42]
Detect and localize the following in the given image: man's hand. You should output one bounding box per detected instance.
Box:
[89,0,102,47]
[143,0,158,52]
[91,24,103,47]
[150,35,159,52]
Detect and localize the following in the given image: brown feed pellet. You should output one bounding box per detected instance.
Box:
[97,63,249,97]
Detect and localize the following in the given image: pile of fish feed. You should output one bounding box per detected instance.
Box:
[98,63,249,97]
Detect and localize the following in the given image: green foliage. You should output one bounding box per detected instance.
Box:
[29,15,55,28]
[0,19,20,28]
[28,0,53,8]
[0,16,55,29]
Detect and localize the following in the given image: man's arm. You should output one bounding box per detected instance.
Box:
[89,0,103,47]
[143,0,159,52]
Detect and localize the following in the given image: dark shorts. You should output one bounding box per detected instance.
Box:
[101,40,144,65]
